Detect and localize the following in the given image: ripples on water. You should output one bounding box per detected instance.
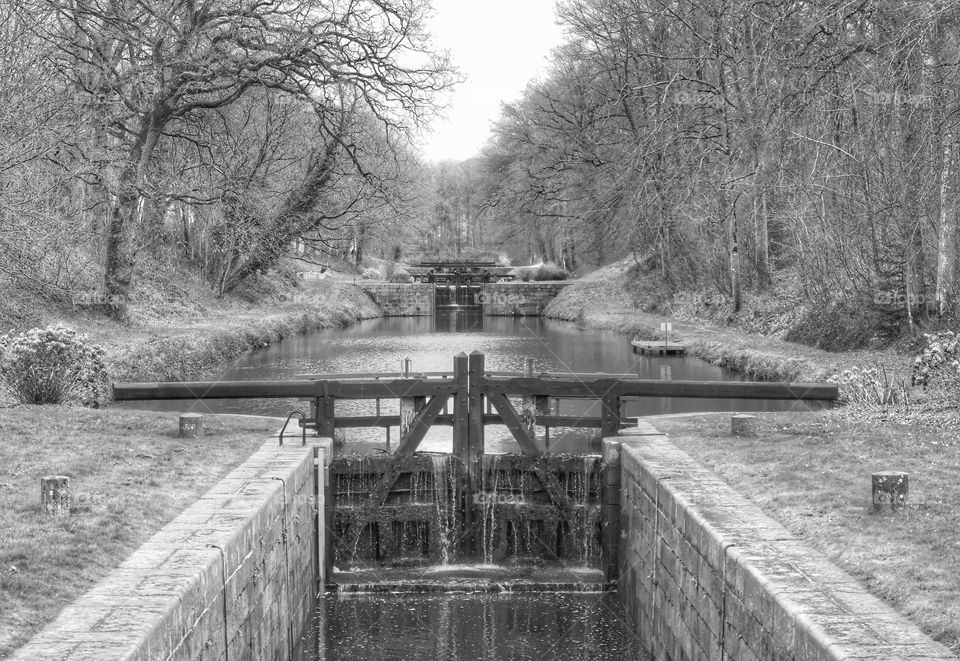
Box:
[292,592,650,661]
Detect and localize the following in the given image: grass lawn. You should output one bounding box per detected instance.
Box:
[652,411,960,654]
[0,406,279,658]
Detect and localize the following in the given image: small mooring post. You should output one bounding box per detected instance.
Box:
[40,475,70,517]
[872,471,908,513]
[731,414,758,437]
[179,413,203,438]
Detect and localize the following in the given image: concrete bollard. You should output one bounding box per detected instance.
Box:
[872,471,908,513]
[179,413,203,438]
[731,414,758,437]
[40,475,70,517]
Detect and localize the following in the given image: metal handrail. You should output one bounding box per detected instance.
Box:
[279,410,306,446]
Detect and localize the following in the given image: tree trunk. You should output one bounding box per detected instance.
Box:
[721,189,741,313]
[220,136,341,293]
[936,134,957,317]
[757,191,771,289]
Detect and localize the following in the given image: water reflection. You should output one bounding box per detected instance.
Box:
[121,309,821,446]
[293,592,649,661]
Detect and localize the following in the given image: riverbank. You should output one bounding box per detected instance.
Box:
[105,280,380,382]
[49,278,380,384]
[0,409,279,658]
[653,410,960,655]
[543,260,909,383]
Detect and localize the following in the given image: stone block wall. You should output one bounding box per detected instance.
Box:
[11,439,328,661]
[480,282,570,316]
[360,283,434,316]
[614,423,954,661]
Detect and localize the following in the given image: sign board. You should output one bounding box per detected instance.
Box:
[660,322,672,332]
[473,493,521,505]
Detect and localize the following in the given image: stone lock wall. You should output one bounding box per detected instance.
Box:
[11,438,330,661]
[611,423,954,661]
[480,282,571,316]
[359,283,434,316]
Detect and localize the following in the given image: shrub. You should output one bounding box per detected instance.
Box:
[360,267,381,280]
[388,266,412,283]
[829,364,908,411]
[531,264,569,281]
[0,325,108,405]
[784,299,891,351]
[912,331,960,394]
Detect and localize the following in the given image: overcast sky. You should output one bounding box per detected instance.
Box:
[418,0,565,163]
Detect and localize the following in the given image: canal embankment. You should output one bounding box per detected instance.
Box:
[6,431,328,661]
[648,411,960,655]
[612,421,955,659]
[543,260,909,383]
[104,280,381,383]
[0,410,281,658]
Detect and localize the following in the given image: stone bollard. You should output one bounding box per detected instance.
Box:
[179,413,203,438]
[731,414,758,437]
[872,471,908,513]
[40,476,70,517]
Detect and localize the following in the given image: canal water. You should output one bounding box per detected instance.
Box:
[129,309,815,453]
[123,308,815,659]
[292,592,648,661]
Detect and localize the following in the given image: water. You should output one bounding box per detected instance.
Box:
[292,592,648,661]
[118,308,814,659]
[123,310,817,453]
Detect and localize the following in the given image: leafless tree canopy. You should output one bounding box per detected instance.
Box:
[0,0,453,317]
[409,0,960,346]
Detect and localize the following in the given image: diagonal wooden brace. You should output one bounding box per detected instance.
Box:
[486,391,541,456]
[394,394,449,456]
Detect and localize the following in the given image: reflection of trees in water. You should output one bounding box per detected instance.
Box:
[309,593,648,661]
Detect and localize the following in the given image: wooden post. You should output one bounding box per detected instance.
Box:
[179,413,203,438]
[41,476,70,517]
[520,357,538,439]
[399,358,420,443]
[465,352,486,557]
[315,386,335,439]
[468,352,485,461]
[731,414,758,437]
[872,471,908,513]
[453,353,471,557]
[452,353,470,463]
[601,440,622,582]
[600,393,621,437]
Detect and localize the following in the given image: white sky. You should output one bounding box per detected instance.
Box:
[418,0,565,163]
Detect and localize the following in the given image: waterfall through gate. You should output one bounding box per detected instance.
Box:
[331,453,602,570]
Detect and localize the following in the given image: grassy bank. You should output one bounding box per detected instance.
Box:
[544,261,905,383]
[0,408,279,658]
[653,411,960,654]
[104,280,380,382]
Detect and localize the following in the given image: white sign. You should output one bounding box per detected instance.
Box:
[660,322,672,332]
[473,493,521,505]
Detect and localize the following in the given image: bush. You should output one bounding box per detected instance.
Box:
[912,331,960,395]
[360,267,381,280]
[510,264,569,282]
[531,265,569,281]
[829,364,908,411]
[784,299,891,351]
[0,325,108,405]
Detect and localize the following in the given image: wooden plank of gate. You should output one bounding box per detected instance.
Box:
[486,392,541,456]
[452,353,470,463]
